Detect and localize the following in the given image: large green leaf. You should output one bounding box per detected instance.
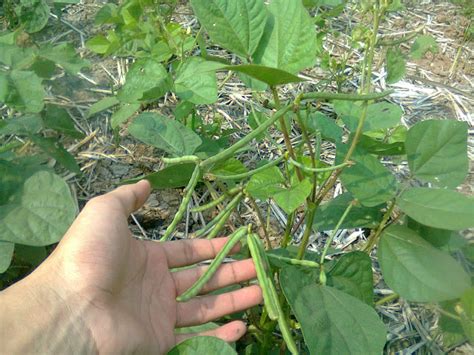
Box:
[292,285,386,354]
[168,336,236,355]
[41,105,84,138]
[19,0,50,33]
[128,113,202,157]
[339,146,398,207]
[253,0,317,74]
[246,166,284,200]
[0,114,42,136]
[378,225,471,302]
[174,57,219,104]
[8,70,45,113]
[117,59,171,103]
[0,171,77,246]
[313,193,382,231]
[110,103,140,129]
[303,111,342,143]
[397,187,474,231]
[87,96,120,118]
[407,218,454,248]
[273,179,312,214]
[123,163,197,190]
[334,101,402,132]
[226,64,304,86]
[327,251,374,306]
[190,0,267,58]
[0,241,14,273]
[405,119,468,188]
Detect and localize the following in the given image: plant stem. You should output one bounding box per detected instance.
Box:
[160,165,201,241]
[319,201,355,265]
[206,156,284,181]
[300,89,393,102]
[375,293,399,306]
[200,105,292,169]
[281,211,295,248]
[296,203,317,260]
[363,200,395,252]
[288,158,352,173]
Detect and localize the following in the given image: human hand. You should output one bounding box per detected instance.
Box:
[0,181,262,354]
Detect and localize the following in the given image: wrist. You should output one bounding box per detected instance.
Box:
[0,264,97,354]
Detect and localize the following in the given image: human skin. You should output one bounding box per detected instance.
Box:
[0,180,262,354]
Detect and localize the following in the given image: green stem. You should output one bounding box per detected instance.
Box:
[281,212,295,248]
[288,158,352,173]
[200,105,292,169]
[363,200,395,252]
[375,293,399,306]
[190,186,242,213]
[319,201,355,265]
[160,165,201,241]
[207,156,284,181]
[0,141,22,154]
[296,203,317,260]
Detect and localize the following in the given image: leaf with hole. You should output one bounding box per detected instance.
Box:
[378,225,471,302]
[0,171,77,246]
[397,187,474,231]
[253,0,317,74]
[190,0,267,58]
[405,119,468,188]
[128,113,202,157]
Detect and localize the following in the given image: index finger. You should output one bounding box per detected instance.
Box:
[159,237,241,268]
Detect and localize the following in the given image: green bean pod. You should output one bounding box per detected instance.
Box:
[176,227,247,302]
[190,186,242,213]
[206,192,243,240]
[247,233,280,320]
[160,165,201,241]
[208,156,285,181]
[267,253,319,268]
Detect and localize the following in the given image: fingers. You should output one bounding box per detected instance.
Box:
[87,180,151,217]
[172,259,256,296]
[175,320,247,344]
[162,237,240,268]
[176,285,262,327]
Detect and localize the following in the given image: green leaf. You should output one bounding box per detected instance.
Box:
[0,241,14,273]
[8,70,45,113]
[110,103,140,129]
[397,187,474,231]
[273,179,312,214]
[0,114,42,136]
[411,35,438,59]
[174,322,219,335]
[386,47,406,84]
[29,135,81,174]
[117,59,171,103]
[460,287,474,343]
[94,3,121,25]
[334,101,402,132]
[327,251,374,305]
[38,43,90,75]
[0,73,8,102]
[246,166,284,200]
[357,134,405,156]
[168,336,236,355]
[19,0,50,33]
[405,119,468,188]
[378,225,471,302]
[174,57,219,104]
[122,163,197,190]
[190,0,267,58]
[407,218,454,248]
[87,96,120,118]
[339,146,398,207]
[313,193,382,231]
[86,35,112,54]
[41,105,84,139]
[128,113,202,157]
[29,58,57,78]
[292,285,386,354]
[210,158,248,177]
[253,0,317,74]
[0,171,77,246]
[304,111,342,143]
[226,64,304,86]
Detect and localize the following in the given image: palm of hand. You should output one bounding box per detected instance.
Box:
[50,181,261,354]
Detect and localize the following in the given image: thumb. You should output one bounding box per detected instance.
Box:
[104,180,151,216]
